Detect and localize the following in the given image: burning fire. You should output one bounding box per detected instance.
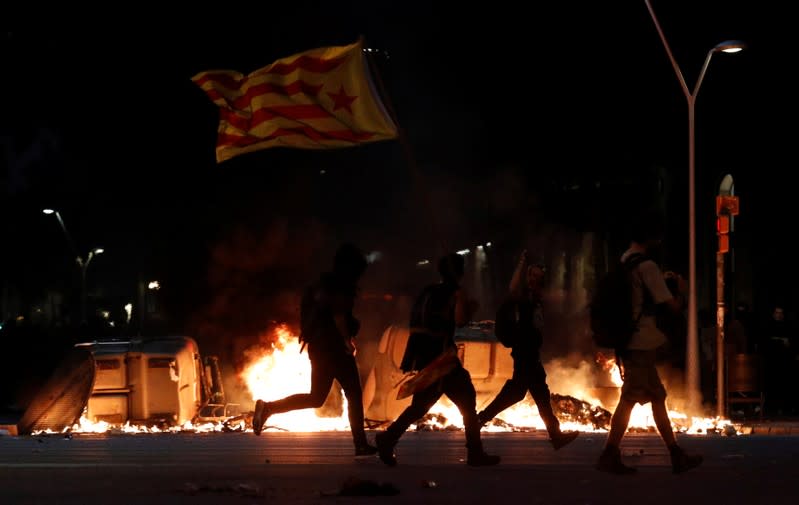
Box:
[33,413,240,435]
[240,324,351,431]
[597,352,624,386]
[53,325,737,436]
[590,352,735,435]
[239,327,737,435]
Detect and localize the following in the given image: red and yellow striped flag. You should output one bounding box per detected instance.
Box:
[192,39,399,162]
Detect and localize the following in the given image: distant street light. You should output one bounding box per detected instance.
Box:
[42,208,105,325]
[78,248,104,324]
[644,1,746,412]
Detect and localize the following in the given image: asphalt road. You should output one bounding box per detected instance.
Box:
[1,430,797,505]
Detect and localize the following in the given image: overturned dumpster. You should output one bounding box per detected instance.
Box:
[17,336,238,434]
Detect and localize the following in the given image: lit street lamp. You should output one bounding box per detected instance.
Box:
[43,209,105,325]
[644,1,745,412]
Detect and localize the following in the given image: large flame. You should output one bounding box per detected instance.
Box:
[239,327,737,435]
[240,324,350,431]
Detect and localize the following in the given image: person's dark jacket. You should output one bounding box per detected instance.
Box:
[300,272,360,355]
[507,298,544,361]
[400,282,458,372]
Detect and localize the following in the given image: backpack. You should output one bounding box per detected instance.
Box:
[400,284,454,372]
[589,253,648,352]
[494,298,522,348]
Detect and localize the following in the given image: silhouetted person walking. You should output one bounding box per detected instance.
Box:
[596,210,703,474]
[478,251,579,450]
[375,253,500,467]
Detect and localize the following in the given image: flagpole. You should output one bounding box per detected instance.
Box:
[362,38,449,259]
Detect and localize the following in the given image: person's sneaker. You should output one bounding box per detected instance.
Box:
[670,446,703,474]
[355,443,378,458]
[595,446,637,475]
[551,430,580,450]
[252,400,269,436]
[375,432,397,467]
[466,451,501,466]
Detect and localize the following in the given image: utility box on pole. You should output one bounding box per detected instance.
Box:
[716,196,738,254]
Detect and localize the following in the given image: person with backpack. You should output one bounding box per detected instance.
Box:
[478,250,579,450]
[251,243,377,458]
[594,210,703,474]
[375,252,501,467]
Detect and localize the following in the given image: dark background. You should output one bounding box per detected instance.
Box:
[1,1,795,407]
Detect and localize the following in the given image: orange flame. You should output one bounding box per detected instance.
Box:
[596,352,623,387]
[240,324,350,431]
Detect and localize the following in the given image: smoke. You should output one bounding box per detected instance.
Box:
[187,218,327,364]
[221,361,252,410]
[186,216,415,406]
[657,361,692,414]
[414,163,534,250]
[385,163,608,364]
[184,163,635,412]
[542,353,696,416]
[544,355,604,400]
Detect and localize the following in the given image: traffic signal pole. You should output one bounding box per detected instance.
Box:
[715,194,738,418]
[715,249,726,418]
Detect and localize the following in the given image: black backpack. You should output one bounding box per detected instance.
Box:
[495,298,522,348]
[589,253,648,352]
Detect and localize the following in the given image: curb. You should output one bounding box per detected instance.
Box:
[739,421,799,435]
[739,423,799,435]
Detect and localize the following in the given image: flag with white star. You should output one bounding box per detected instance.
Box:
[192,39,399,162]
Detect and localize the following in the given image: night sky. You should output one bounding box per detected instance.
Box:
[2,1,796,339]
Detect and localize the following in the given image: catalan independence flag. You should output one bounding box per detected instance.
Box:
[192,39,399,163]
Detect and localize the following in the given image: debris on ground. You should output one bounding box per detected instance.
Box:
[413,413,454,431]
[321,476,400,497]
[551,394,612,430]
[181,482,261,497]
[722,454,745,460]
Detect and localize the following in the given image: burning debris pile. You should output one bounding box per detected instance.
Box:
[410,394,613,433]
[551,394,612,430]
[26,325,741,436]
[413,413,463,432]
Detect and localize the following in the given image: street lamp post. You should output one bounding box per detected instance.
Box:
[42,209,79,260]
[43,209,104,325]
[77,248,104,324]
[644,0,745,412]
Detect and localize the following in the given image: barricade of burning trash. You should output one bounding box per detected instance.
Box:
[16,326,742,436]
[402,393,735,435]
[411,394,613,433]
